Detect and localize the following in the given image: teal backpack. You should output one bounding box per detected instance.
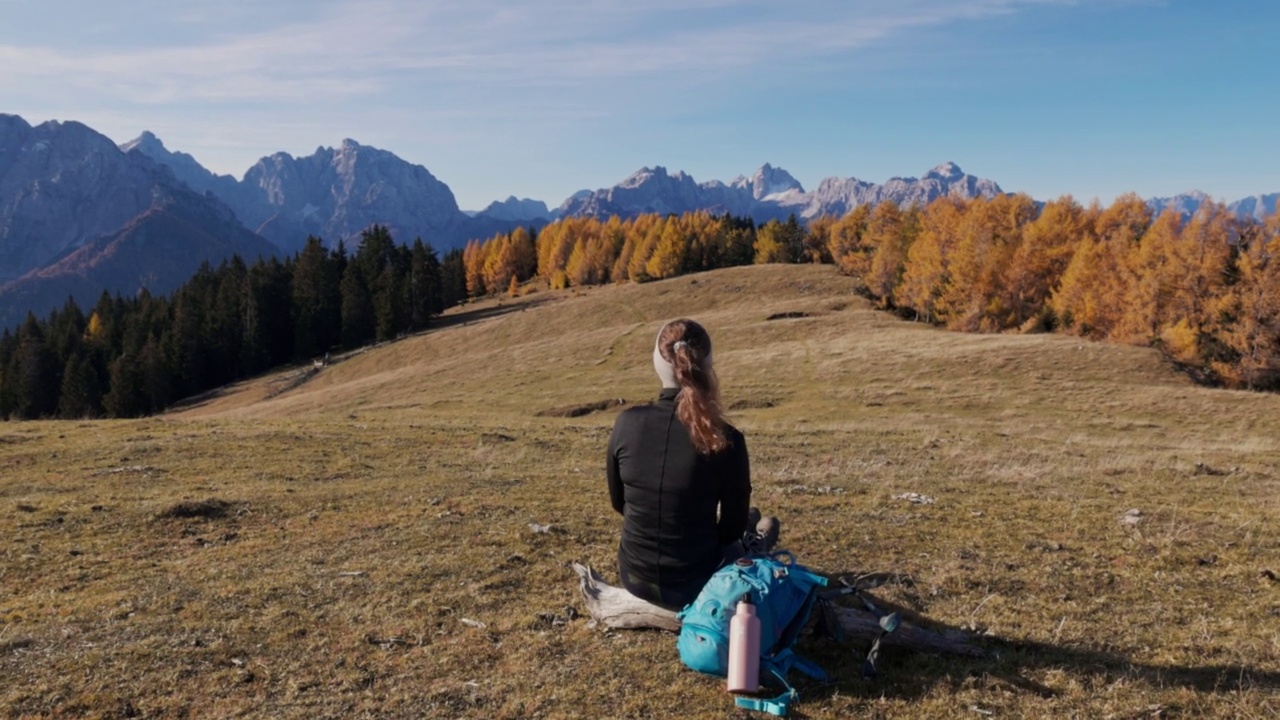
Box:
[675,552,830,717]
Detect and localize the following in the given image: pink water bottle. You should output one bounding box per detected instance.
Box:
[727,593,761,693]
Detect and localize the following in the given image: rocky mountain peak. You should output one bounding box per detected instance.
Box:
[0,115,274,323]
[0,113,34,135]
[477,196,554,223]
[620,166,667,189]
[925,161,964,181]
[120,130,165,155]
[736,163,804,199]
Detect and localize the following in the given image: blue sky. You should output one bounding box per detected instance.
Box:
[2,0,1276,210]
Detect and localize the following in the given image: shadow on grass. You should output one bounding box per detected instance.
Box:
[431,295,553,331]
[165,298,553,413]
[799,581,1278,711]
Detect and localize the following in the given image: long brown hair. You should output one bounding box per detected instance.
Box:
[657,319,729,454]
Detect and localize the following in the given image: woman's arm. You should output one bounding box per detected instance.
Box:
[716,432,751,545]
[606,420,625,515]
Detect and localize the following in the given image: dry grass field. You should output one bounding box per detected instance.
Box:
[2,263,1278,719]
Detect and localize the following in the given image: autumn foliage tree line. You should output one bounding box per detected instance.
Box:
[0,227,467,419]
[463,196,1280,390]
[2,194,1278,419]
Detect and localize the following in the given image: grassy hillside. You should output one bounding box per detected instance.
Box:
[2,264,1277,718]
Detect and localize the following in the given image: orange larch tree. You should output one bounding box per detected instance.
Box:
[896,196,966,323]
[1213,211,1280,388]
[827,204,871,277]
[1159,202,1236,367]
[1112,207,1182,343]
[864,202,918,307]
[1000,196,1088,331]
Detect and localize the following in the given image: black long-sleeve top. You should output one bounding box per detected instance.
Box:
[607,388,751,605]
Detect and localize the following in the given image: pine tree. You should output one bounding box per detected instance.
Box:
[14,313,58,418]
[240,268,268,376]
[138,335,172,414]
[46,296,86,363]
[171,268,212,397]
[374,263,406,342]
[440,248,467,309]
[0,330,17,419]
[720,215,757,268]
[340,261,375,349]
[58,352,95,418]
[103,353,146,418]
[209,256,249,385]
[409,238,443,329]
[292,237,340,360]
[255,257,296,366]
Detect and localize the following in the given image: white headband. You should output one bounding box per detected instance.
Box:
[652,327,712,389]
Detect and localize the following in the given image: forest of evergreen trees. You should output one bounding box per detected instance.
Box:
[0,227,466,419]
[3,195,1279,420]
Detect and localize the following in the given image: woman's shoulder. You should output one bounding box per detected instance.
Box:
[613,401,665,427]
[725,422,746,445]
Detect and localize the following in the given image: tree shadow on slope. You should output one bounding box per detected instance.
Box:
[431,295,553,331]
[166,298,553,413]
[799,581,1278,711]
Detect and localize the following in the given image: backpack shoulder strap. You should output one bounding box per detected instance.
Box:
[734,667,798,717]
[734,691,795,717]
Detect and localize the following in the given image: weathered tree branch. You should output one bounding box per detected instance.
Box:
[823,604,984,657]
[573,562,681,631]
[571,562,983,657]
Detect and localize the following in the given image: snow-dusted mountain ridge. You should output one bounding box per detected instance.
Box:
[556,162,1005,223]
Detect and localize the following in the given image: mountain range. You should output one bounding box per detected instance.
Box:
[1146,189,1279,222]
[553,161,1006,223]
[1,112,1276,329]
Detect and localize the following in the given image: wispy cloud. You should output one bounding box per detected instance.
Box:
[10,0,1188,206]
[1,0,1098,104]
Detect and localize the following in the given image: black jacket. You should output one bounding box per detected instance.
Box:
[607,388,751,606]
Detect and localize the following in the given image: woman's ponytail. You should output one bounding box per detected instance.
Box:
[657,320,728,454]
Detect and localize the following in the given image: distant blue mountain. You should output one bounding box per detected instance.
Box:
[1147,190,1278,221]
[0,115,277,326]
[4,111,1277,329]
[122,132,513,254]
[554,162,1006,225]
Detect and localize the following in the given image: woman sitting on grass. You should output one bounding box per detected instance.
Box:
[606,318,777,611]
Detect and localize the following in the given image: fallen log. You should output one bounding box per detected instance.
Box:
[571,563,983,657]
[573,562,681,631]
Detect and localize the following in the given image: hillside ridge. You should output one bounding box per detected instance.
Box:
[169,264,1193,422]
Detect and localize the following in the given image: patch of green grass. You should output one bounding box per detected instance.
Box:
[2,264,1278,718]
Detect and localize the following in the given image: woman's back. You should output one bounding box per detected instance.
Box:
[606,319,752,610]
[608,389,749,604]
